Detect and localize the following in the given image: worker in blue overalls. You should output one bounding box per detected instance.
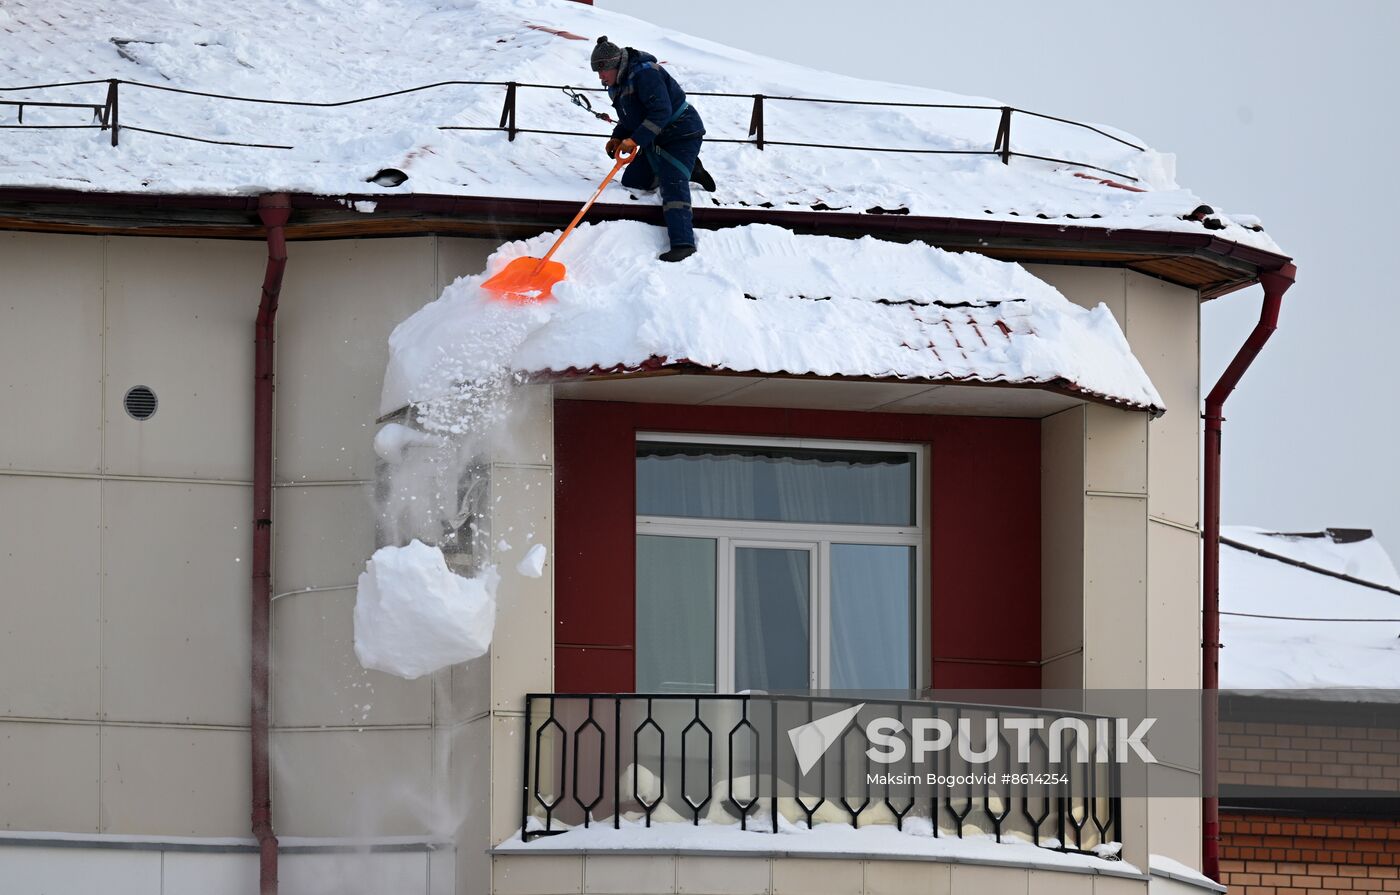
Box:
[591,36,716,262]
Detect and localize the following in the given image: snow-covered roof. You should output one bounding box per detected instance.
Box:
[380,221,1163,417]
[1220,526,1400,692]
[0,0,1277,254]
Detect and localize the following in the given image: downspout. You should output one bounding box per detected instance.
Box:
[253,192,291,895]
[1201,261,1296,881]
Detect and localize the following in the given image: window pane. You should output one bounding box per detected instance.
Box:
[636,536,716,693]
[734,547,810,691]
[637,443,915,526]
[830,544,914,690]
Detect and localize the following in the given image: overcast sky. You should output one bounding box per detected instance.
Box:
[600,0,1400,557]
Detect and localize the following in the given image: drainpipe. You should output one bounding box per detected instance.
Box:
[253,192,291,895]
[1201,261,1296,881]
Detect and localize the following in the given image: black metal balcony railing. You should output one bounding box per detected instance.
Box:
[522,693,1123,855]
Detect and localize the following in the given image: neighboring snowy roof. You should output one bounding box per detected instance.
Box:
[380,221,1164,417]
[1220,526,1400,693]
[0,0,1278,253]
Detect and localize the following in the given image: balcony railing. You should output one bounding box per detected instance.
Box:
[521,693,1123,855]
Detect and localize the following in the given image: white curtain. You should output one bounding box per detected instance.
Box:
[830,544,914,690]
[637,445,913,526]
[734,547,810,691]
[636,535,716,693]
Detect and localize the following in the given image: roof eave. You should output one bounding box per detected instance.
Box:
[0,187,1292,296]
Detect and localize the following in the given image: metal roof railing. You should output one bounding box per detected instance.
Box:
[0,77,1148,183]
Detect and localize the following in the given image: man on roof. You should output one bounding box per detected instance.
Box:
[592,35,716,263]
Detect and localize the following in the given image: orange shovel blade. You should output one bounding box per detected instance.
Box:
[481,256,567,303]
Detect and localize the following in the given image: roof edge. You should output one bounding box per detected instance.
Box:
[0,186,1293,283]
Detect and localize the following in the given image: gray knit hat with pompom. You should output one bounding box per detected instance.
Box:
[590,35,623,72]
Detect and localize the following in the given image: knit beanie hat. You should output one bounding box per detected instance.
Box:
[590,35,623,72]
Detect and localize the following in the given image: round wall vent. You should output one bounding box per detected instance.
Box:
[124,385,158,420]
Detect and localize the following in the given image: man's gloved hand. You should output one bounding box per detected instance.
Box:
[617,138,638,158]
[605,137,620,159]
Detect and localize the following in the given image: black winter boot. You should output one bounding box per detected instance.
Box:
[690,157,716,192]
[659,244,697,263]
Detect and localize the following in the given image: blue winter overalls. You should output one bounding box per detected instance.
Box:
[607,49,705,249]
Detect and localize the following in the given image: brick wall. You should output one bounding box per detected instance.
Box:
[1220,812,1400,893]
[1220,721,1400,794]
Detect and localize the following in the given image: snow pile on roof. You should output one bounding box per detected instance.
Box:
[0,0,1276,251]
[1220,526,1400,692]
[353,540,497,680]
[380,221,1164,416]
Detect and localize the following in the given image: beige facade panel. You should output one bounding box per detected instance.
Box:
[1040,406,1084,670]
[0,845,160,895]
[271,728,434,837]
[0,721,99,832]
[271,586,430,728]
[1084,405,1147,495]
[1147,771,1203,871]
[0,476,101,719]
[1026,869,1096,895]
[773,857,864,895]
[451,716,492,895]
[866,859,951,895]
[445,655,491,726]
[493,854,585,895]
[1095,874,1148,895]
[1125,272,1199,528]
[1082,495,1148,690]
[271,482,375,596]
[280,850,431,895]
[276,238,437,483]
[1025,265,1127,322]
[676,855,770,894]
[490,464,554,712]
[950,863,1030,895]
[100,725,249,836]
[161,851,259,895]
[0,233,104,474]
[1041,653,1085,690]
[437,236,498,291]
[490,713,526,844]
[162,851,259,895]
[100,480,251,726]
[585,854,678,894]
[1146,522,1201,689]
[493,383,555,467]
[103,237,262,481]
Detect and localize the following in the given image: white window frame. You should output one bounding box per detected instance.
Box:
[635,432,930,692]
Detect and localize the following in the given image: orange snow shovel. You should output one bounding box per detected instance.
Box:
[482,144,637,303]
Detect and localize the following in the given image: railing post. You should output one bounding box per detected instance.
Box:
[105,79,120,147]
[613,697,622,830]
[748,94,765,150]
[521,694,533,840]
[994,105,1011,165]
[499,81,518,142]
[769,698,778,834]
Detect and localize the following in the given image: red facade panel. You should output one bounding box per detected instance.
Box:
[552,398,1043,694]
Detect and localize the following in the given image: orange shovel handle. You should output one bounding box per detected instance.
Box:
[534,144,637,269]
